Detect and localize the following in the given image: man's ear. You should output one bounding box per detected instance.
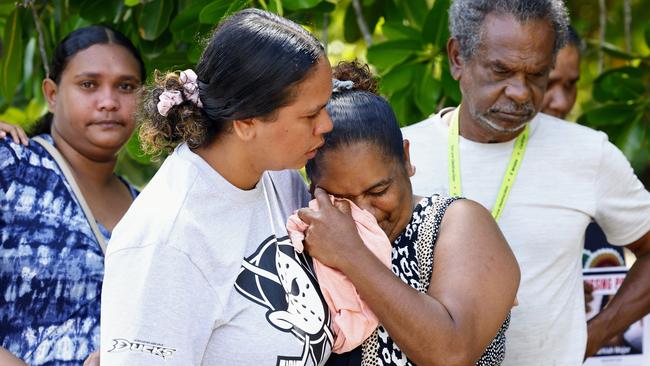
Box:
[42,78,58,113]
[231,118,258,141]
[403,139,416,177]
[447,38,465,81]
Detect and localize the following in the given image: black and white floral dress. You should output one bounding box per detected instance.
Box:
[326,195,510,366]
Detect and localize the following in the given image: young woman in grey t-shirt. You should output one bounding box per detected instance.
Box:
[101,9,336,366]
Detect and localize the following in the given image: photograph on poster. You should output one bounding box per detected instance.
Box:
[583,268,650,366]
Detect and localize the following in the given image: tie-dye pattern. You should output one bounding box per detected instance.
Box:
[0,134,136,365]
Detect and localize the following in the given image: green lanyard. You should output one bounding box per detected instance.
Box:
[448,107,529,221]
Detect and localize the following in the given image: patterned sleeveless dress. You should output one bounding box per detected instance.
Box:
[327,195,510,366]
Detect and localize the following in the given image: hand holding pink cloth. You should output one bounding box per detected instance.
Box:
[286,197,392,353]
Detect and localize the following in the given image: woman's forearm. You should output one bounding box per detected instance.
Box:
[339,247,481,366]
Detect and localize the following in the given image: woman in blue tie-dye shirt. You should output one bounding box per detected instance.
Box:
[0,26,145,365]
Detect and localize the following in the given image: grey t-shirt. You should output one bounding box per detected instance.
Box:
[101,144,333,365]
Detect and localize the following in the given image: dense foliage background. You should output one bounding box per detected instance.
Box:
[1,0,649,187]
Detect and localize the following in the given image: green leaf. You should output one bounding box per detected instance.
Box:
[116,149,160,188]
[283,0,321,11]
[381,22,421,41]
[171,23,200,44]
[398,0,428,29]
[0,4,15,16]
[125,0,140,6]
[23,37,36,100]
[1,9,23,104]
[593,67,645,103]
[616,115,645,162]
[32,74,45,106]
[24,99,47,126]
[199,0,231,24]
[140,30,173,59]
[380,63,418,94]
[343,3,361,43]
[189,39,206,63]
[414,62,442,115]
[0,107,27,126]
[80,0,121,23]
[367,39,422,71]
[268,0,283,16]
[583,102,637,128]
[148,51,195,72]
[596,41,642,60]
[645,119,650,158]
[380,0,403,23]
[389,88,412,127]
[227,0,252,17]
[440,61,461,104]
[138,0,174,41]
[125,133,152,165]
[645,23,650,50]
[0,100,45,131]
[343,1,382,43]
[389,87,424,127]
[575,113,589,127]
[170,0,212,41]
[308,1,336,13]
[422,0,450,51]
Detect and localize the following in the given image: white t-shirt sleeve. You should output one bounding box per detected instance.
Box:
[101,243,221,365]
[594,138,650,245]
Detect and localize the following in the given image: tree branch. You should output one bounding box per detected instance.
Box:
[598,0,606,73]
[28,1,50,77]
[351,0,372,46]
[624,0,631,53]
[322,13,329,53]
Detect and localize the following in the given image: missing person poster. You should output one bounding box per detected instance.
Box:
[583,267,650,366]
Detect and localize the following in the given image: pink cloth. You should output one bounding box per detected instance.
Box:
[286,197,392,353]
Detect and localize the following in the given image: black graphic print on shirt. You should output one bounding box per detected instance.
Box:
[235,235,333,366]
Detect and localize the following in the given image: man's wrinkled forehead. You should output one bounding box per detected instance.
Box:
[473,13,556,62]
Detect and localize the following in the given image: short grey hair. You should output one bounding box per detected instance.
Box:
[449,0,570,61]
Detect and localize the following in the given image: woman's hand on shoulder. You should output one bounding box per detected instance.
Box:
[0,121,29,146]
[297,187,368,270]
[83,351,100,366]
[0,347,27,366]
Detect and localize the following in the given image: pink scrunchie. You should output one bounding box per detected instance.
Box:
[179,69,203,108]
[156,90,183,117]
[286,197,392,353]
[156,69,202,116]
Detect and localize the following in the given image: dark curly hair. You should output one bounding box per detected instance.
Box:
[139,71,209,156]
[332,61,378,94]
